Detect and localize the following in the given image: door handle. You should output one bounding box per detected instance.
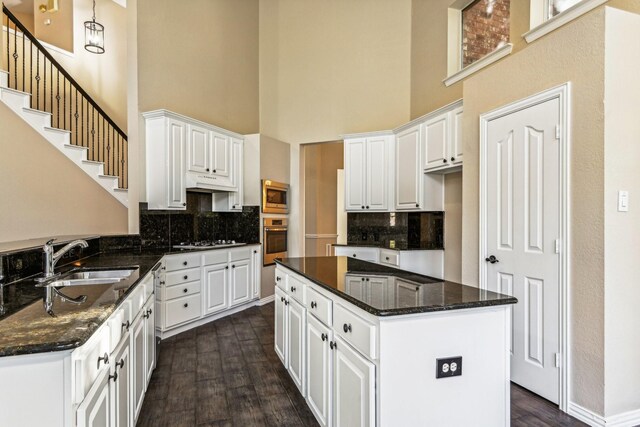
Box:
[485,255,499,264]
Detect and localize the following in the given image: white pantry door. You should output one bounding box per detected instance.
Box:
[485,98,560,403]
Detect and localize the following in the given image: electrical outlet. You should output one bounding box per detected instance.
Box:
[436,356,462,379]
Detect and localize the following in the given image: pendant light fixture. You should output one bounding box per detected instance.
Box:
[84,0,104,54]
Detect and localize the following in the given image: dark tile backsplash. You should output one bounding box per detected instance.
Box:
[139,192,260,248]
[347,211,444,250]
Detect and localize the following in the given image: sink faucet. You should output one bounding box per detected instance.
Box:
[43,239,89,279]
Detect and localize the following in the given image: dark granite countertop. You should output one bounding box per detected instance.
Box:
[276,256,517,317]
[0,243,261,357]
[332,243,443,251]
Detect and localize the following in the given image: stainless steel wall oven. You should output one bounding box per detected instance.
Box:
[263,218,288,265]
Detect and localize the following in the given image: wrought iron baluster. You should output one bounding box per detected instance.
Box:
[43,57,46,112]
[81,96,84,147]
[65,77,68,130]
[108,125,112,175]
[116,134,120,183]
[50,61,53,116]
[35,50,40,109]
[56,69,60,128]
[74,88,79,145]
[91,105,95,160]
[5,19,8,79]
[13,21,17,89]
[101,117,105,164]
[29,41,33,108]
[123,139,127,188]
[22,26,25,92]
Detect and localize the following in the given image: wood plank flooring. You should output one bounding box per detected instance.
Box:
[138,303,587,426]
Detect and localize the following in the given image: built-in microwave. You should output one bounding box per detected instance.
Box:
[262,180,289,214]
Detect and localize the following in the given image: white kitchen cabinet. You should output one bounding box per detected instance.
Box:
[345,276,367,301]
[343,133,393,212]
[395,279,423,307]
[395,124,422,210]
[333,245,444,278]
[111,334,131,427]
[143,298,155,386]
[275,287,288,366]
[144,110,244,210]
[203,263,229,315]
[211,136,244,211]
[230,258,251,307]
[366,276,390,309]
[76,368,112,427]
[333,246,379,263]
[131,312,145,423]
[333,336,376,427]
[288,297,307,396]
[251,247,261,299]
[306,314,332,427]
[423,100,463,173]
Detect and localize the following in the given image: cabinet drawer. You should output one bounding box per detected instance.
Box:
[165,268,201,286]
[334,303,377,360]
[165,280,201,300]
[306,286,332,326]
[287,274,305,304]
[107,306,126,353]
[229,247,252,261]
[379,249,399,267]
[72,326,111,404]
[165,253,201,271]
[275,268,287,291]
[203,250,228,266]
[164,294,202,329]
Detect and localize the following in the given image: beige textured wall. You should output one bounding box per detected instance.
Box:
[460,8,611,414]
[259,0,412,144]
[444,172,462,282]
[0,103,128,242]
[603,8,640,417]
[33,0,73,52]
[137,0,259,135]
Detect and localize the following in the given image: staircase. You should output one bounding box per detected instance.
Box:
[0,6,128,206]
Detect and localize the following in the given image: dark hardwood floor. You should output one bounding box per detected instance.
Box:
[138,303,586,426]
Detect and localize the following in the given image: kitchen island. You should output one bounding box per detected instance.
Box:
[275,256,517,427]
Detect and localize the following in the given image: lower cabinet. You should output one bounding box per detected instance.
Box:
[287,297,306,396]
[306,315,332,427]
[131,309,146,422]
[76,368,111,427]
[203,263,229,315]
[274,287,288,366]
[111,335,131,427]
[230,258,251,307]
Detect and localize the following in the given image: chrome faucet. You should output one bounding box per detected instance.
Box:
[43,239,89,279]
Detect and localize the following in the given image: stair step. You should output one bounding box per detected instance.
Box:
[0,86,31,110]
[0,70,8,87]
[81,160,104,175]
[113,188,128,192]
[42,126,71,147]
[64,143,88,152]
[21,107,52,128]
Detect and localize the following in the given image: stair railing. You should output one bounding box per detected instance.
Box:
[2,5,128,189]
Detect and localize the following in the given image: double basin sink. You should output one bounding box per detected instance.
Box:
[37,268,137,288]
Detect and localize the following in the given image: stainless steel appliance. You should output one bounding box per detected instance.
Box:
[263,218,288,265]
[262,180,289,214]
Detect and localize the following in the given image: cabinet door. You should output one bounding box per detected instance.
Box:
[367,277,388,309]
[287,297,306,396]
[112,336,131,427]
[230,259,251,307]
[365,136,389,211]
[395,125,422,210]
[229,138,243,210]
[450,106,463,165]
[396,279,422,307]
[211,133,231,178]
[306,315,332,427]
[167,118,186,208]
[423,114,449,171]
[274,287,288,366]
[203,263,229,315]
[131,315,145,423]
[186,123,210,174]
[251,248,261,299]
[333,337,375,427]
[144,299,155,386]
[345,276,367,301]
[76,368,111,427]
[344,138,367,211]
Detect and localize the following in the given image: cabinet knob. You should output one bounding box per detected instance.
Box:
[232,205,236,209]
[366,278,370,282]
[109,371,118,383]
[416,286,420,291]
[366,206,370,209]
[183,261,188,266]
[311,301,317,309]
[451,157,455,162]
[206,168,210,172]
[184,303,189,308]
[321,333,327,341]
[415,203,419,208]
[284,300,289,306]
[361,277,365,281]
[143,312,150,319]
[183,275,188,280]
[182,202,187,206]
[97,353,109,368]
[353,254,357,258]
[290,286,296,292]
[160,281,165,285]
[276,276,281,281]
[253,250,257,254]
[226,266,229,270]
[385,256,390,261]
[183,288,188,293]
[122,320,130,331]
[148,308,153,315]
[213,169,217,173]
[443,159,448,163]
[361,206,365,209]
[330,341,337,350]
[232,265,236,269]
[115,358,125,369]
[343,323,352,333]
[280,296,285,302]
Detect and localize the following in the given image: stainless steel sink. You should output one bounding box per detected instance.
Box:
[38,268,136,287]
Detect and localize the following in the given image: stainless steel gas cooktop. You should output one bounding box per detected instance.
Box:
[172,240,246,250]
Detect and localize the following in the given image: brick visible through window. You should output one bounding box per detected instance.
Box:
[462,0,510,68]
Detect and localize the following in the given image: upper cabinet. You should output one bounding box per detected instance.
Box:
[144,110,244,210]
[423,100,463,173]
[343,133,394,212]
[395,124,424,210]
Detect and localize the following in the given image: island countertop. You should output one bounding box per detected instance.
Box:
[275,256,517,316]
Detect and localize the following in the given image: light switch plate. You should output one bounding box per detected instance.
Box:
[618,190,629,212]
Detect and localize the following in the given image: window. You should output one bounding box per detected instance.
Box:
[548,0,584,18]
[525,0,608,43]
[461,0,511,68]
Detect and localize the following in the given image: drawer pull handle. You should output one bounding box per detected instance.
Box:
[160,281,165,285]
[143,312,150,319]
[343,323,352,333]
[115,359,125,369]
[330,341,337,350]
[276,276,281,281]
[451,157,455,162]
[147,308,153,315]
[183,275,188,280]
[321,333,327,341]
[284,300,289,306]
[184,303,189,308]
[280,296,285,302]
[109,371,118,382]
[232,265,236,269]
[361,278,365,281]
[416,203,419,208]
[290,286,296,292]
[183,288,188,293]
[353,254,357,258]
[366,278,370,282]
[385,257,390,261]
[97,353,109,368]
[122,320,130,331]
[310,301,317,309]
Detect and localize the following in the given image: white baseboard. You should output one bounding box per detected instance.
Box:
[568,402,640,427]
[257,294,275,306]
